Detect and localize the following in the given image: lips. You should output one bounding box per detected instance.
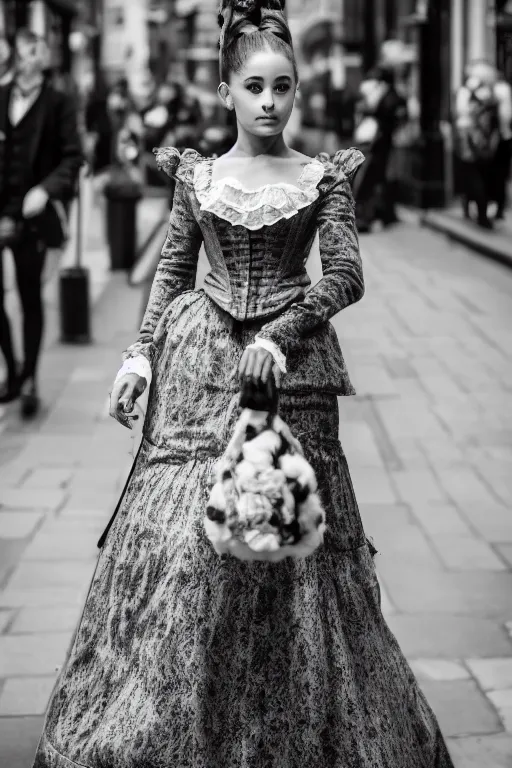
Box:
[257,115,278,121]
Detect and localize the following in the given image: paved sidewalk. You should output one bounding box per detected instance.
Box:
[1,221,512,765]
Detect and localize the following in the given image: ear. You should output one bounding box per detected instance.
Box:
[218,81,234,111]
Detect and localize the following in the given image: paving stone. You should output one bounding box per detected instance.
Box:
[0,633,72,675]
[431,535,508,572]
[0,511,43,539]
[437,468,502,509]
[487,690,512,732]
[0,675,57,715]
[6,560,95,591]
[0,609,13,633]
[410,659,470,682]
[379,564,512,618]
[386,614,512,659]
[338,421,384,468]
[391,468,449,504]
[0,585,88,608]
[409,504,474,538]
[19,529,99,561]
[22,468,73,490]
[466,659,512,692]
[0,716,46,768]
[373,525,441,568]
[0,460,31,488]
[347,467,397,505]
[418,679,502,737]
[10,604,82,634]
[0,488,66,512]
[446,733,512,768]
[460,504,512,544]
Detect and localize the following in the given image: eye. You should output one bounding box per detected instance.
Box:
[275,83,291,94]
[247,83,262,94]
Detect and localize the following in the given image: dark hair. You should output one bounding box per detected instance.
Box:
[218,0,297,83]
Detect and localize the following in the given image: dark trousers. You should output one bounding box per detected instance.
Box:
[0,229,47,382]
[459,159,492,224]
[493,138,512,214]
[352,142,392,228]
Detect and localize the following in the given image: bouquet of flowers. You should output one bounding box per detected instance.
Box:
[204,379,326,562]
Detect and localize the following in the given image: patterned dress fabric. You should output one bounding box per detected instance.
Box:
[32,149,454,768]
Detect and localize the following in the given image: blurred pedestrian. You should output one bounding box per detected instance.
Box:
[0,29,82,415]
[492,71,512,220]
[352,66,406,232]
[454,62,500,229]
[0,36,14,87]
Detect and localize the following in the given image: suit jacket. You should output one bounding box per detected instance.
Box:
[0,79,84,207]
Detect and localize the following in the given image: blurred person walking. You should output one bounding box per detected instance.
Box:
[492,71,512,220]
[352,66,406,232]
[454,61,500,229]
[0,29,82,415]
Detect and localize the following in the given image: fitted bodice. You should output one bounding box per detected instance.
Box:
[154,146,363,322]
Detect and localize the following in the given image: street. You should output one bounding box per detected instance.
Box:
[1,221,512,766]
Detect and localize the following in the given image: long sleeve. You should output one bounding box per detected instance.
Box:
[256,167,364,359]
[124,178,203,367]
[40,92,83,200]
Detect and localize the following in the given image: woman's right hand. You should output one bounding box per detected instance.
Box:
[109,373,147,429]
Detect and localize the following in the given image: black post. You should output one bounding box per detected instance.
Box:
[415,0,445,208]
[59,171,92,344]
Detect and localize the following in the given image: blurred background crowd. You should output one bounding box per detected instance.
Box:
[0,0,512,232]
[0,0,510,232]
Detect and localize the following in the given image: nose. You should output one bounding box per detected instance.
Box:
[262,89,275,112]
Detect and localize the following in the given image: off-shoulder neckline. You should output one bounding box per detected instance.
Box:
[206,156,326,195]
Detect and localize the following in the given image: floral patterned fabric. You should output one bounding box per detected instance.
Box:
[33,292,453,768]
[32,149,454,768]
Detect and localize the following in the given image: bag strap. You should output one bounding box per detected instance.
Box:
[96,439,144,549]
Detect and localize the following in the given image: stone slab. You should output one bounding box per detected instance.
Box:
[431,535,508,572]
[418,679,502,737]
[0,489,66,512]
[20,530,99,562]
[410,659,470,682]
[379,564,512,619]
[385,614,512,658]
[0,675,57,716]
[10,604,82,634]
[6,561,95,591]
[0,716,46,768]
[446,733,512,768]
[0,633,72,675]
[0,511,44,540]
[466,659,512,692]
[22,468,73,490]
[391,468,449,504]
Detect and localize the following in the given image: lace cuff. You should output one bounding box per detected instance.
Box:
[247,337,287,374]
[115,355,153,387]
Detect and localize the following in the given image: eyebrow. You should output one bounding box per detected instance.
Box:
[243,75,293,83]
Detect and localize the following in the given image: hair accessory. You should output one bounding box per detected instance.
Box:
[218,0,288,50]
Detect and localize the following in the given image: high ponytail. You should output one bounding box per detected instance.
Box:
[218,0,297,83]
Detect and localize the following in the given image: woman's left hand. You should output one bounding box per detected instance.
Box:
[238,346,281,390]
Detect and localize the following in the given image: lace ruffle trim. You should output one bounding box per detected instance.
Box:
[193,160,325,231]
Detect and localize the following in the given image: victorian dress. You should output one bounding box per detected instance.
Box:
[33,147,454,768]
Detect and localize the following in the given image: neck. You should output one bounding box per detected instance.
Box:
[16,71,44,92]
[231,126,290,158]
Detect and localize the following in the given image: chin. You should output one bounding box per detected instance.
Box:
[253,122,282,135]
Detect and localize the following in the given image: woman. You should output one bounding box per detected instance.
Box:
[32,2,454,766]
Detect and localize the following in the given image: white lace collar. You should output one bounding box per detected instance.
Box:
[193,159,325,230]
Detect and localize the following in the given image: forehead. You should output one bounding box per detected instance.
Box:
[237,48,295,80]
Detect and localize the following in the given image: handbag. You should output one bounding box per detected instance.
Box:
[204,379,326,563]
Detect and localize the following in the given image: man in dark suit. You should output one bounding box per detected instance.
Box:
[0,29,83,417]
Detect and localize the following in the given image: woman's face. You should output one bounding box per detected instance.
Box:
[227,48,296,137]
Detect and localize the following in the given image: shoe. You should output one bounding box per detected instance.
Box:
[0,375,21,404]
[20,378,40,419]
[477,217,493,230]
